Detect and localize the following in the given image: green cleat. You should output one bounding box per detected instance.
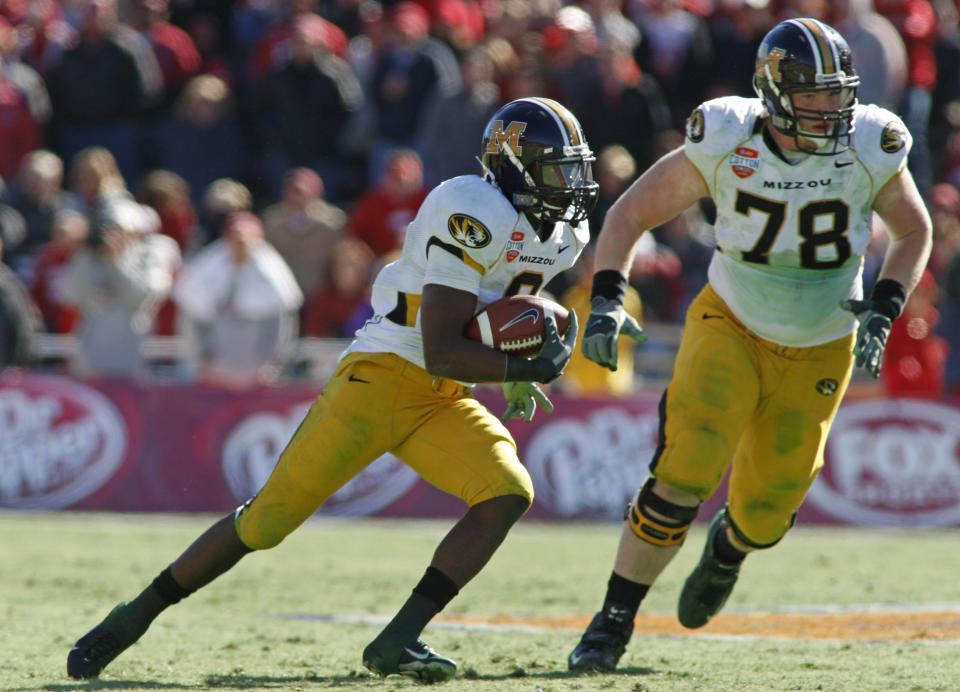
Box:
[363,639,457,684]
[677,510,742,629]
[67,602,147,679]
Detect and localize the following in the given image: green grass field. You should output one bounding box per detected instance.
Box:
[4,511,960,692]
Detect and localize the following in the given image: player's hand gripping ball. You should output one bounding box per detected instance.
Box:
[465,295,571,357]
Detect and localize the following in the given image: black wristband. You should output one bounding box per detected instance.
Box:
[870,278,907,320]
[591,270,627,304]
[503,355,555,383]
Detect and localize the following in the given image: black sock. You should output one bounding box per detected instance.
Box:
[106,567,192,641]
[713,526,747,565]
[602,572,650,617]
[365,567,459,665]
[152,567,194,605]
[412,566,460,611]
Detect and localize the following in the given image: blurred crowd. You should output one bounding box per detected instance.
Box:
[0,0,959,397]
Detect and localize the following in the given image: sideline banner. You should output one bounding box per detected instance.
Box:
[2,371,959,527]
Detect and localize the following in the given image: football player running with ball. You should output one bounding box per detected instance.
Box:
[67,97,597,683]
[568,18,932,673]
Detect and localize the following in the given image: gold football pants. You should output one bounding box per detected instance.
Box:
[236,352,533,549]
[651,283,854,546]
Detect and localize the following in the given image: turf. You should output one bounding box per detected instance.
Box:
[3,511,960,691]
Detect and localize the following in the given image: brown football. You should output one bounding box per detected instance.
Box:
[464,294,570,358]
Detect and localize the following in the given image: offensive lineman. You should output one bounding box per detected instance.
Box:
[568,18,932,672]
[67,97,597,683]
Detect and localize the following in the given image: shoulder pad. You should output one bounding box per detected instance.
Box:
[425,175,518,265]
[851,104,911,179]
[685,97,765,157]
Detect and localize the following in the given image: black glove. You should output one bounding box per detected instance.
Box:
[503,310,578,384]
[536,309,579,383]
[840,279,906,378]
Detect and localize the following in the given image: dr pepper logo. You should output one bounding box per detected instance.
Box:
[730,147,760,178]
[807,399,960,527]
[0,373,127,509]
[220,402,420,517]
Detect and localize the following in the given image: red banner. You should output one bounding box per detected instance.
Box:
[2,371,959,527]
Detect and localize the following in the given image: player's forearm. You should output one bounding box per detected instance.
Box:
[423,338,521,383]
[877,225,932,294]
[593,204,647,277]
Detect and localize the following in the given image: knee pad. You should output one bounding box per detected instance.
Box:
[626,478,700,547]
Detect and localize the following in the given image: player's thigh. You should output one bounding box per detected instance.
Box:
[395,396,533,507]
[728,334,854,544]
[236,357,396,548]
[652,288,760,499]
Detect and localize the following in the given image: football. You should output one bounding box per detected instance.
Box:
[464,294,570,358]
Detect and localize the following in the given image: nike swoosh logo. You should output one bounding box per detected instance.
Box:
[834,160,853,168]
[558,244,571,254]
[403,647,432,661]
[348,375,370,383]
[501,308,540,331]
[701,313,724,320]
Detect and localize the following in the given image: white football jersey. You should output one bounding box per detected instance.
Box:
[343,175,590,374]
[684,96,911,347]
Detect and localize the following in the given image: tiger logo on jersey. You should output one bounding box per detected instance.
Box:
[686,107,705,143]
[448,213,492,248]
[816,378,839,396]
[881,121,907,153]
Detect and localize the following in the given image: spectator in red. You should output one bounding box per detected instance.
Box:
[29,209,88,334]
[882,268,947,396]
[874,0,939,199]
[302,236,375,338]
[247,0,349,82]
[128,0,202,110]
[0,18,50,180]
[136,169,199,253]
[1,0,71,75]
[345,147,428,258]
[427,0,486,54]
